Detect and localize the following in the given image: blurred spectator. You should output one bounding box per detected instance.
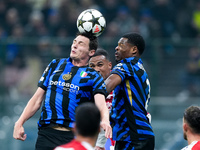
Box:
[130,9,153,39]
[27,0,47,10]
[1,0,200,99]
[0,0,199,41]
[0,0,6,28]
[112,6,136,35]
[25,10,48,37]
[100,0,119,24]
[56,27,68,38]
[14,0,32,26]
[5,8,19,36]
[4,54,26,98]
[16,56,41,96]
[12,24,24,37]
[78,0,96,11]
[174,0,196,38]
[125,0,140,21]
[150,0,176,38]
[4,55,41,97]
[6,24,24,65]
[191,1,200,37]
[58,0,75,26]
[37,37,53,70]
[46,9,61,36]
[0,25,7,91]
[66,9,80,36]
[41,0,52,25]
[184,46,200,96]
[0,25,7,39]
[103,21,120,38]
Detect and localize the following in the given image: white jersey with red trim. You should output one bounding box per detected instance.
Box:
[54,140,94,150]
[181,141,200,150]
[106,91,113,110]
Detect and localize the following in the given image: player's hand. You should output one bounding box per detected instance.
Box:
[95,146,105,150]
[13,122,27,141]
[100,121,112,139]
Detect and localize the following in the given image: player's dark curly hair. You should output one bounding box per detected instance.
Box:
[77,32,98,51]
[122,32,145,55]
[184,106,200,134]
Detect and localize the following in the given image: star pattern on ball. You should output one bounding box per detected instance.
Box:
[77,9,106,37]
[77,15,86,28]
[90,15,100,27]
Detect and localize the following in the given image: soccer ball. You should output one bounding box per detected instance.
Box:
[77,9,106,37]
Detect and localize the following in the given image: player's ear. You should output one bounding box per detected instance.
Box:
[132,46,137,55]
[132,46,139,57]
[89,50,95,57]
[108,61,112,70]
[183,122,188,132]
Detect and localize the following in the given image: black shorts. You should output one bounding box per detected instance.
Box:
[115,137,155,150]
[35,127,74,150]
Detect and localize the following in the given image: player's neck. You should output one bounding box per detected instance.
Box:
[72,59,88,67]
[187,133,200,145]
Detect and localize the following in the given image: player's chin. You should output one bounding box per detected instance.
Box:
[70,53,76,59]
[115,56,120,62]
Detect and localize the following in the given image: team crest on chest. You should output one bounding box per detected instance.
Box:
[62,73,72,80]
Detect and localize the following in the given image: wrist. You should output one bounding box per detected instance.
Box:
[15,120,24,127]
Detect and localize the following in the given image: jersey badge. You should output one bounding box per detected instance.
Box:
[62,73,72,80]
[80,71,87,77]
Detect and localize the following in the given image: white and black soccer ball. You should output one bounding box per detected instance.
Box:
[77,9,106,37]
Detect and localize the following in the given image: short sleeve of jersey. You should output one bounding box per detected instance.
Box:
[38,59,60,91]
[111,62,127,82]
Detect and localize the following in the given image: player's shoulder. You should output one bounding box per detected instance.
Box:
[48,58,68,69]
[192,141,200,150]
[54,140,78,150]
[51,58,67,64]
[86,66,101,74]
[54,146,75,150]
[181,141,200,150]
[125,57,141,65]
[112,62,125,72]
[114,58,135,68]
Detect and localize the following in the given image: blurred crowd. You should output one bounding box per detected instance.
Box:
[0,0,200,97]
[1,0,200,39]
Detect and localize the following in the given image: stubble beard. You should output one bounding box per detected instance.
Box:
[183,132,187,141]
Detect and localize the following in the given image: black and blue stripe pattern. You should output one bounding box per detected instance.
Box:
[110,57,154,141]
[37,58,106,128]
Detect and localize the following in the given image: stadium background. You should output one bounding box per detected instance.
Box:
[0,0,200,149]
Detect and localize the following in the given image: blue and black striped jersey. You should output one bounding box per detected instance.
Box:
[110,57,154,141]
[37,58,107,128]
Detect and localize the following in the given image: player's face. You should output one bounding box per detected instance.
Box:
[115,38,134,61]
[89,55,112,80]
[70,35,92,61]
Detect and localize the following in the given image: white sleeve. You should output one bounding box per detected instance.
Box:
[95,127,107,147]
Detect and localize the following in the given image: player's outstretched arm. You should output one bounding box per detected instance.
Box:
[13,87,45,141]
[94,94,112,139]
[105,74,122,94]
